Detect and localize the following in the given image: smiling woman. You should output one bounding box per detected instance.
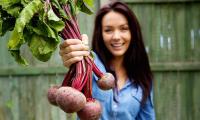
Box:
[59,1,155,120]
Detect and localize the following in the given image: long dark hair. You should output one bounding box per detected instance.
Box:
[92,1,153,105]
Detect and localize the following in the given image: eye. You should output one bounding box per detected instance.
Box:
[121,26,129,31]
[104,28,113,33]
[120,25,130,32]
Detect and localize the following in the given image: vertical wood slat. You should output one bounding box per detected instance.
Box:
[185,3,200,61]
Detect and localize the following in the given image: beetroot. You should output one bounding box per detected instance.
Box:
[56,87,86,113]
[45,1,114,117]
[47,85,60,106]
[97,73,115,90]
[77,99,102,120]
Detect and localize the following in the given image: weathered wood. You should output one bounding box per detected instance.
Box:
[0,62,199,76]
[154,72,200,120]
[128,2,200,120]
[0,75,77,120]
[0,0,200,120]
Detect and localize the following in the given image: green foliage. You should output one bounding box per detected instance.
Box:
[0,7,16,36]
[76,0,94,15]
[0,0,94,65]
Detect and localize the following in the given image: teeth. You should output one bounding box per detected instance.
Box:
[111,43,123,47]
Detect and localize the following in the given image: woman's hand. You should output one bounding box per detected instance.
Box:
[59,34,90,68]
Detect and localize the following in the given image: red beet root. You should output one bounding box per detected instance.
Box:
[47,85,60,106]
[56,87,86,113]
[77,99,102,120]
[97,73,115,90]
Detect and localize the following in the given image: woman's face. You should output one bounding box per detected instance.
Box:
[102,11,131,59]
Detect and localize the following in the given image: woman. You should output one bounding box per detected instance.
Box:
[59,1,155,120]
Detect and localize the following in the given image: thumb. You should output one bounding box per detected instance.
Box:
[81,34,89,45]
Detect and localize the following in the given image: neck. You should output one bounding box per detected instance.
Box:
[110,57,124,71]
[110,57,128,90]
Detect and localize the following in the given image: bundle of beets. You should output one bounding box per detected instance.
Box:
[0,0,115,118]
[46,0,115,119]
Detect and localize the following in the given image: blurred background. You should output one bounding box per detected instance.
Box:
[0,0,200,120]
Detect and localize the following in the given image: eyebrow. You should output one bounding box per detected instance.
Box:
[103,23,129,28]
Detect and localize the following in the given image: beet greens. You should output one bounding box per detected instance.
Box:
[1,0,115,118]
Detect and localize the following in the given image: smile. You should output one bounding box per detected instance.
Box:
[111,43,124,47]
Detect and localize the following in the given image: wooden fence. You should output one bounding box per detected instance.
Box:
[0,0,200,120]
[125,0,200,120]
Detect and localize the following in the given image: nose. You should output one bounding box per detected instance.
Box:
[112,30,120,40]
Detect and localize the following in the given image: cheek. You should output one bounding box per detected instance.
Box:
[102,32,110,41]
[126,33,131,44]
[103,39,110,49]
[102,33,110,45]
[126,31,131,41]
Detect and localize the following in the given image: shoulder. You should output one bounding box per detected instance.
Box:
[92,52,106,73]
[91,52,106,81]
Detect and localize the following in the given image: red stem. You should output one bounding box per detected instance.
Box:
[86,57,104,78]
[72,62,82,89]
[51,2,106,100]
[62,64,76,86]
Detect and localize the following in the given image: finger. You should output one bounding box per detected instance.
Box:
[59,44,85,55]
[59,39,82,49]
[60,44,89,55]
[62,51,90,61]
[81,34,89,45]
[63,56,83,68]
[59,45,89,58]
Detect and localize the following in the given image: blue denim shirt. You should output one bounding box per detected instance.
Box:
[91,53,155,120]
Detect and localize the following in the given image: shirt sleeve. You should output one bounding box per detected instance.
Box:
[136,88,156,120]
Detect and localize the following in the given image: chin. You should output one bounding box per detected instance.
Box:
[111,52,124,57]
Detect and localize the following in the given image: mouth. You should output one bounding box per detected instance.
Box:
[111,43,124,48]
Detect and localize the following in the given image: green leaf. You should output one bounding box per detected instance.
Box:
[27,11,63,42]
[28,34,58,62]
[90,50,95,59]
[48,8,60,21]
[83,0,94,7]
[21,0,33,7]
[46,7,65,32]
[68,0,77,16]
[7,0,43,65]
[0,7,16,36]
[0,0,22,17]
[51,0,69,19]
[10,50,28,65]
[24,17,61,62]
[47,20,65,32]
[76,0,93,15]
[1,0,94,65]
[59,0,68,5]
[3,5,21,17]
[28,19,55,38]
[0,0,21,6]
